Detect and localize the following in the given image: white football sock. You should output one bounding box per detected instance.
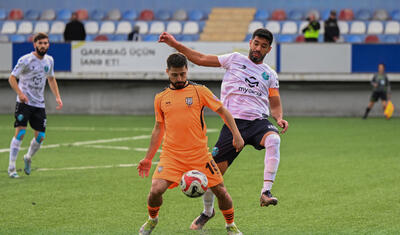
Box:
[9,137,22,171]
[26,138,41,159]
[262,134,280,194]
[202,188,215,217]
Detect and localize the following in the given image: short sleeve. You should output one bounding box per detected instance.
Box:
[11,57,27,78]
[154,95,164,123]
[217,52,237,70]
[270,72,279,89]
[49,57,55,77]
[199,86,223,112]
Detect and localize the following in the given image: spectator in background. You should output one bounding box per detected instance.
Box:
[128,25,141,41]
[324,10,340,42]
[64,12,86,41]
[363,63,391,119]
[302,13,320,42]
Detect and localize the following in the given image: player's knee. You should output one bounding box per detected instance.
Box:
[211,184,230,200]
[16,129,26,141]
[265,134,280,148]
[36,132,45,143]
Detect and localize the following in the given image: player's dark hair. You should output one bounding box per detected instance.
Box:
[252,28,273,45]
[167,53,188,69]
[33,32,49,42]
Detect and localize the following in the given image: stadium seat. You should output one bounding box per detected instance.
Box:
[367,21,383,34]
[25,10,40,20]
[350,21,366,34]
[271,9,286,20]
[181,34,199,41]
[94,35,108,41]
[339,9,354,21]
[391,10,400,21]
[0,34,8,42]
[134,21,149,34]
[254,9,269,21]
[248,21,263,34]
[188,10,205,21]
[122,10,137,20]
[91,10,105,20]
[8,9,23,20]
[99,21,115,34]
[49,34,63,42]
[337,21,349,34]
[143,34,158,41]
[33,21,50,34]
[182,21,199,34]
[298,21,308,34]
[365,35,379,43]
[49,21,65,34]
[344,34,363,43]
[156,10,171,21]
[1,21,17,34]
[373,9,389,21]
[107,9,121,20]
[0,9,6,20]
[306,9,320,20]
[172,9,187,21]
[382,35,398,43]
[277,34,294,43]
[281,21,297,34]
[112,34,127,41]
[76,9,89,20]
[85,35,95,41]
[139,9,154,21]
[149,21,165,34]
[295,35,305,42]
[384,21,400,34]
[85,21,99,34]
[10,34,26,42]
[116,21,132,34]
[265,21,281,34]
[166,21,182,34]
[57,9,72,20]
[288,10,304,21]
[40,9,56,20]
[355,9,372,20]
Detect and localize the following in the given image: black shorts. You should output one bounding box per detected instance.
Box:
[370,91,387,102]
[14,102,47,132]
[212,118,279,166]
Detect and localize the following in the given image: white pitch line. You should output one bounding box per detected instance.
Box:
[0,126,219,132]
[82,145,161,153]
[36,162,159,172]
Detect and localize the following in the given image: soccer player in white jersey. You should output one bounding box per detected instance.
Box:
[7,32,63,178]
[159,28,289,230]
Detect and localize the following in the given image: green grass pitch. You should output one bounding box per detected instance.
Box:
[0,114,399,234]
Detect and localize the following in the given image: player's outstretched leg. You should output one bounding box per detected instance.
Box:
[190,188,215,230]
[260,134,280,207]
[211,183,242,235]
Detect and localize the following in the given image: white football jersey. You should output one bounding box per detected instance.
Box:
[11,52,55,108]
[218,52,279,120]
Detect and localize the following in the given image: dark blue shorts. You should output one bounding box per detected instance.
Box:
[212,118,279,166]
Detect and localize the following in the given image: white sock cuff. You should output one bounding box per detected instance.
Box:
[264,134,280,147]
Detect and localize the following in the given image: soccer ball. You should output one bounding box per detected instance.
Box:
[180,170,208,198]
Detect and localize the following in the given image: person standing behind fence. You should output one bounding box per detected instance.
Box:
[302,13,320,42]
[363,63,391,119]
[63,12,86,41]
[324,10,340,42]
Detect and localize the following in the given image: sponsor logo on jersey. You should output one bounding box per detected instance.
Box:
[245,76,259,88]
[238,87,262,96]
[240,65,247,69]
[262,72,270,80]
[185,97,193,106]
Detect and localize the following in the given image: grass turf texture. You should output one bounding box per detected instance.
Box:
[0,114,399,234]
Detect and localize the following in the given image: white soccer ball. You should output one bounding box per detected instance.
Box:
[180,170,208,198]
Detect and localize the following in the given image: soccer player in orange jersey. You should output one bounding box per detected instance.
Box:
[137,53,244,235]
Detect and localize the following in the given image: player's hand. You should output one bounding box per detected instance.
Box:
[56,98,63,110]
[158,32,178,47]
[137,158,152,178]
[232,135,244,152]
[18,92,29,103]
[277,119,289,134]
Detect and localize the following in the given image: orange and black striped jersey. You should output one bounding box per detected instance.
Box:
[154,82,223,162]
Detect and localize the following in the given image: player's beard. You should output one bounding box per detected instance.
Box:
[249,50,265,63]
[169,79,186,89]
[36,47,48,57]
